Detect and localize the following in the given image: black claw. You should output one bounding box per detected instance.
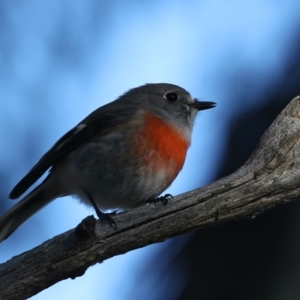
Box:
[147,193,174,206]
[98,211,118,231]
[84,190,118,231]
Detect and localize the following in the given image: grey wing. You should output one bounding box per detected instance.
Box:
[9,104,137,199]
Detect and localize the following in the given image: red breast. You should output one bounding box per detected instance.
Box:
[135,111,190,189]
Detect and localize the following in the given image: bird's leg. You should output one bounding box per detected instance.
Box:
[84,190,117,230]
[147,193,174,206]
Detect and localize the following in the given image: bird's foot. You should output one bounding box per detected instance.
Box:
[147,193,174,206]
[84,190,118,230]
[96,210,118,231]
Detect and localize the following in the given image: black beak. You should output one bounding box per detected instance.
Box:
[188,99,216,111]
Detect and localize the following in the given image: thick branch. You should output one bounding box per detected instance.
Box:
[1,96,300,299]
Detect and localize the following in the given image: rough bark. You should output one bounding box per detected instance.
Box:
[1,96,300,300]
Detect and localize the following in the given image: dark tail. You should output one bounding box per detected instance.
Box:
[0,185,55,242]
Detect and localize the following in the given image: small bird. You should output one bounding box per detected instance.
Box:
[0,83,215,242]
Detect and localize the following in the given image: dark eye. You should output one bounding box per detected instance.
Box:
[164,92,178,102]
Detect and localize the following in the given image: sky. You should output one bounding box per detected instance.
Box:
[1,1,300,299]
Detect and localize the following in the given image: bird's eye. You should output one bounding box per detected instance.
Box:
[164,92,178,102]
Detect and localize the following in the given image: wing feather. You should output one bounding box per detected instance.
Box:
[9,104,137,199]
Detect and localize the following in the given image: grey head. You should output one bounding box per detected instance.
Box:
[119,83,216,138]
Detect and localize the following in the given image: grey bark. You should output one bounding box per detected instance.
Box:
[1,96,300,300]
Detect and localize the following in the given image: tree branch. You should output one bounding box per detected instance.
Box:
[1,96,300,299]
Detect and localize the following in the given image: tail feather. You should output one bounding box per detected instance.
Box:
[0,185,54,242]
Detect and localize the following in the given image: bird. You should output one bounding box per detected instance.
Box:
[0,83,215,242]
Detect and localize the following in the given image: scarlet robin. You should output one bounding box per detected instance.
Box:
[0,83,215,242]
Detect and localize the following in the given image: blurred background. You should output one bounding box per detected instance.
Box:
[1,1,300,299]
